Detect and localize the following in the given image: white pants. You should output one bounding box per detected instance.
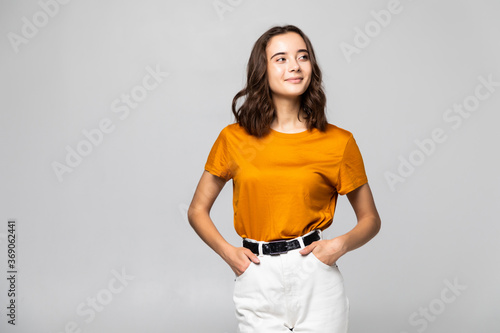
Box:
[233,235,350,332]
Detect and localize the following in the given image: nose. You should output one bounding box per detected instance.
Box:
[288,59,300,72]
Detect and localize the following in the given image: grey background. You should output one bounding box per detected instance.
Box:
[1,0,499,332]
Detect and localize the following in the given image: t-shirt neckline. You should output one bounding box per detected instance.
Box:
[269,127,315,139]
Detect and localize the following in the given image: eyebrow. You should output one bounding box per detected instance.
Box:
[270,49,309,60]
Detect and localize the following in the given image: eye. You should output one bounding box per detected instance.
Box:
[276,57,286,62]
[299,54,309,61]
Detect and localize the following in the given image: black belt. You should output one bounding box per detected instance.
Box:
[243,230,321,256]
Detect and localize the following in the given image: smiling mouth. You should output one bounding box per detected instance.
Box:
[285,78,303,83]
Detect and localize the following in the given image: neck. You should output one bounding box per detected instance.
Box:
[270,95,307,132]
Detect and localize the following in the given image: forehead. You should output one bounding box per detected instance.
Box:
[266,32,307,55]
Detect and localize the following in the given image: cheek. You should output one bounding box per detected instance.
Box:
[304,63,313,76]
[304,66,313,84]
[305,75,312,86]
[304,79,312,92]
[268,64,284,79]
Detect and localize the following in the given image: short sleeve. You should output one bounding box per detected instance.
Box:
[337,135,368,195]
[204,127,233,182]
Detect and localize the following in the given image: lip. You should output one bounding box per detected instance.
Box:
[285,77,303,83]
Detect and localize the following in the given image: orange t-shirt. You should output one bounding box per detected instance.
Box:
[204,122,368,242]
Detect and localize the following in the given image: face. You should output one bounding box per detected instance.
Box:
[265,32,312,101]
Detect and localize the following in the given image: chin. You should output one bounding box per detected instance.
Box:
[286,89,308,96]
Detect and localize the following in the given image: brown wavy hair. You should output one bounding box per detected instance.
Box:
[232,25,328,138]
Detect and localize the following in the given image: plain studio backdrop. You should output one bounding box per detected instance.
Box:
[0,0,499,332]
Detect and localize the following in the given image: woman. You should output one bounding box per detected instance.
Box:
[188,24,381,332]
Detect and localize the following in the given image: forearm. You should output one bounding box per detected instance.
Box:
[187,208,233,259]
[338,215,381,255]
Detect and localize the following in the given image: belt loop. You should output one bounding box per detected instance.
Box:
[297,235,305,249]
[317,229,323,240]
[258,242,263,256]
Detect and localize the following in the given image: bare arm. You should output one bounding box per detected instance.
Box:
[342,182,381,251]
[299,182,381,265]
[187,170,260,276]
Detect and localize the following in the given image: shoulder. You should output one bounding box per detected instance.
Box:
[324,123,355,141]
[224,122,244,133]
[209,123,248,145]
[218,122,251,138]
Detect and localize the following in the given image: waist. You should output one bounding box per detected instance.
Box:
[242,229,322,256]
